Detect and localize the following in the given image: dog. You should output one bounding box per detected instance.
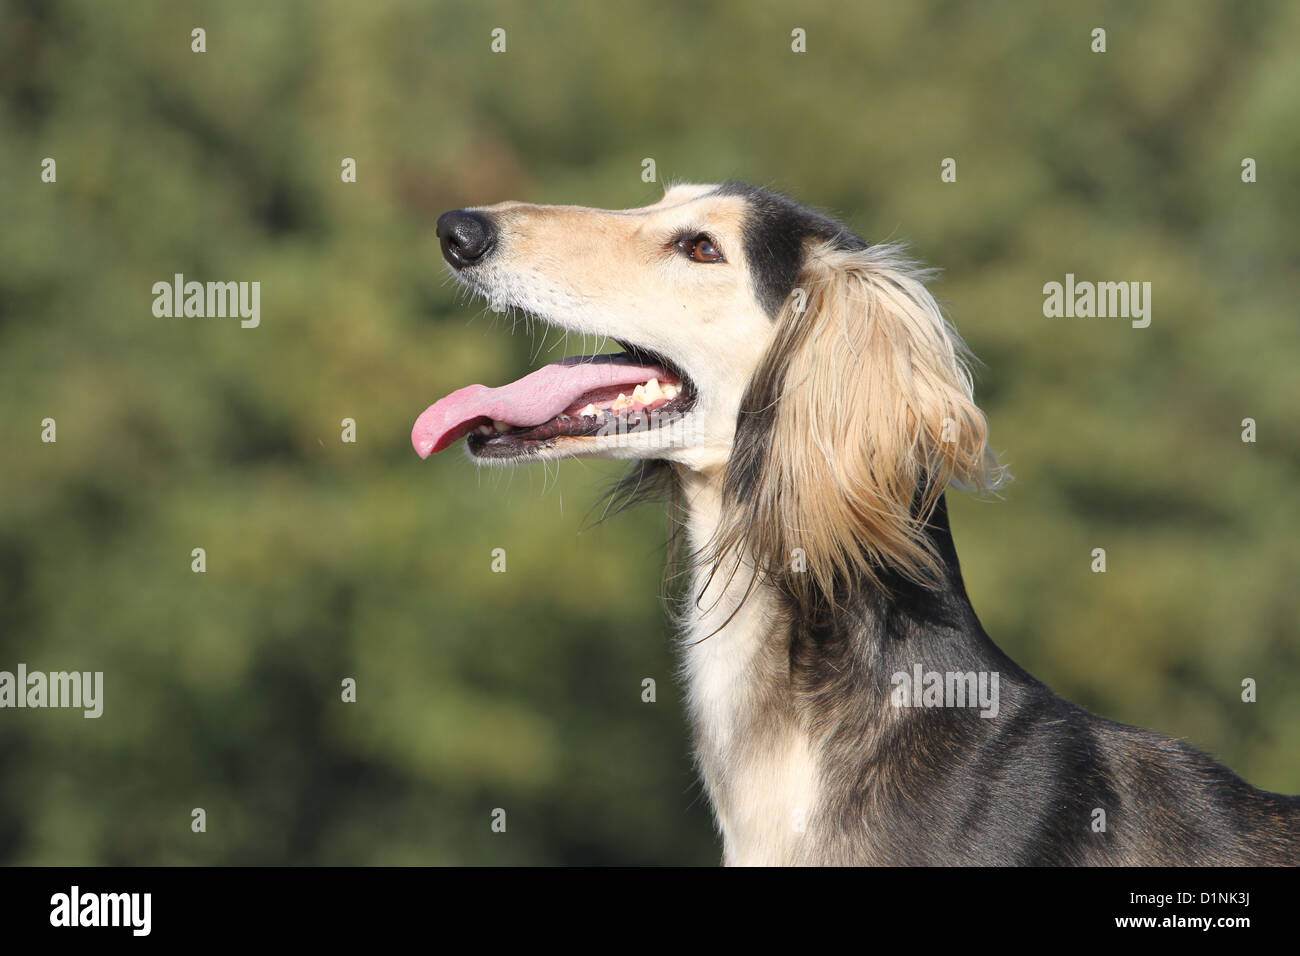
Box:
[412,182,1300,865]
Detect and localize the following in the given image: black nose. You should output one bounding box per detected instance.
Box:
[437,210,496,268]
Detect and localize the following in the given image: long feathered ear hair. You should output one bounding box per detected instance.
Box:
[713,239,1005,607]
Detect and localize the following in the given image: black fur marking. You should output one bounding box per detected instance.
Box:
[713,182,867,318]
[786,498,1300,864]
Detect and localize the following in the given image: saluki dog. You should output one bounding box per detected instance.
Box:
[412,182,1299,865]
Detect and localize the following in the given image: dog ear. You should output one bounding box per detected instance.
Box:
[718,241,1001,601]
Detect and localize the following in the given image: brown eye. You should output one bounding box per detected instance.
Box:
[677,234,725,263]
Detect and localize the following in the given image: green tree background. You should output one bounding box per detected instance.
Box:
[0,0,1296,864]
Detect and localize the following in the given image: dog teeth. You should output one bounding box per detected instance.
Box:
[634,378,666,405]
[492,420,512,433]
[568,380,680,422]
[476,425,493,436]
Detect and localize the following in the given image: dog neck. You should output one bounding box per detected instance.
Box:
[674,468,1004,865]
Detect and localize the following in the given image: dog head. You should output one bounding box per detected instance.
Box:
[414,182,1001,591]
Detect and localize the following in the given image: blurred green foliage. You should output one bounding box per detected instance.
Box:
[0,0,1297,865]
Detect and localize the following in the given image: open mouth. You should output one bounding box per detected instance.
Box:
[412,345,697,460]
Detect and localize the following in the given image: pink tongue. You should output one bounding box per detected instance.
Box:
[411,356,668,458]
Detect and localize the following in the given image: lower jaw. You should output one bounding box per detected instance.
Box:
[467,403,694,459]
